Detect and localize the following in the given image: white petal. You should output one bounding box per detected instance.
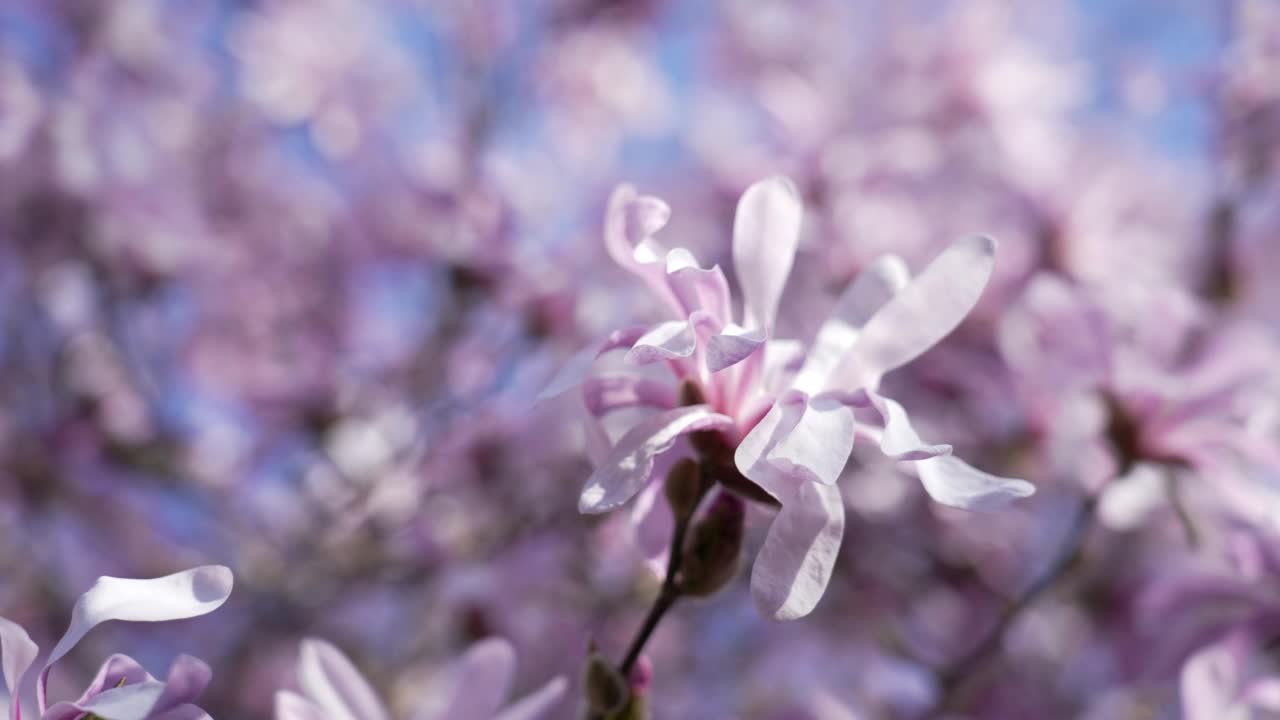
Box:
[750,477,845,621]
[843,235,997,385]
[580,406,734,513]
[298,639,389,720]
[766,395,857,486]
[913,455,1035,512]
[423,638,515,720]
[491,677,569,720]
[40,566,233,710]
[275,691,330,720]
[794,254,910,395]
[0,618,37,720]
[871,394,951,460]
[733,176,803,332]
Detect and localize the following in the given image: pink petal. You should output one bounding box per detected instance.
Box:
[1243,677,1280,711]
[706,324,766,374]
[624,321,697,365]
[60,682,166,720]
[582,375,676,417]
[0,618,37,720]
[536,326,648,402]
[912,455,1035,512]
[275,691,329,720]
[579,406,734,514]
[603,185,682,316]
[1180,645,1238,720]
[66,654,152,707]
[665,248,732,323]
[298,639,389,720]
[150,655,212,715]
[491,677,569,720]
[733,176,803,332]
[794,254,910,395]
[843,235,997,386]
[427,638,516,720]
[39,566,233,712]
[750,476,845,621]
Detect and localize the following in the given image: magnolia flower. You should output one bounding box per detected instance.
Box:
[275,637,567,720]
[548,176,1032,620]
[0,565,234,720]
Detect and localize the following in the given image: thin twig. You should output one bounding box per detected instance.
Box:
[926,494,1098,716]
[619,516,688,675]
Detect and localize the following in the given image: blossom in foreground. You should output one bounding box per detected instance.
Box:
[0,565,234,720]
[275,637,567,720]
[549,176,1033,620]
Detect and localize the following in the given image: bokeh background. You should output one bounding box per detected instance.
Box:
[2,0,1279,718]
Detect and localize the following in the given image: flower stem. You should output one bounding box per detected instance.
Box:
[619,515,688,676]
[926,493,1097,716]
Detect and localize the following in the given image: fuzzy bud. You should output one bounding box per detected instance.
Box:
[663,458,708,522]
[679,492,746,597]
[583,649,628,718]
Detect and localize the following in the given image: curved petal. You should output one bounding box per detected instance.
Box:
[1180,644,1237,720]
[841,235,997,386]
[66,654,152,707]
[706,325,766,374]
[624,321,697,365]
[665,248,732,324]
[536,326,648,402]
[298,639,389,720]
[912,455,1035,512]
[0,618,37,720]
[794,254,910,395]
[630,480,675,577]
[869,394,951,460]
[734,176,803,332]
[750,477,845,621]
[150,706,213,720]
[765,395,857,486]
[150,656,212,715]
[39,566,233,712]
[275,691,329,720]
[580,406,734,514]
[582,375,676,417]
[424,638,516,720]
[492,676,569,720]
[604,185,682,316]
[60,681,166,720]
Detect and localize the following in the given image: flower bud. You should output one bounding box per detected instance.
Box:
[677,379,707,406]
[583,649,628,718]
[679,492,746,597]
[663,458,708,522]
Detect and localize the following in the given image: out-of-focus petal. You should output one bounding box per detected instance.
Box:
[794,254,910,395]
[52,681,166,720]
[1180,644,1238,720]
[39,566,233,711]
[536,326,648,402]
[841,236,997,386]
[750,477,845,621]
[631,480,674,576]
[421,638,516,720]
[912,455,1035,512]
[491,676,569,720]
[580,406,733,514]
[275,691,329,720]
[298,639,389,720]
[0,618,37,720]
[733,176,803,332]
[582,375,676,417]
[150,656,212,715]
[604,185,682,315]
[665,248,732,324]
